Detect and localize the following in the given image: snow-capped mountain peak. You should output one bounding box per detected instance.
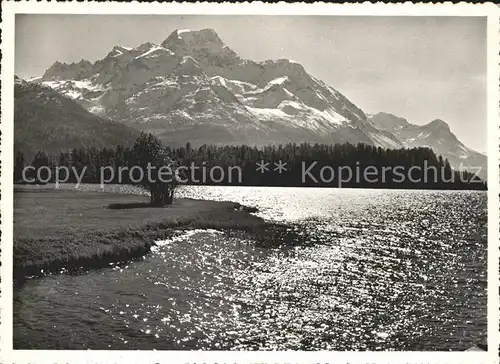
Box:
[164,28,224,46]
[33,27,482,165]
[159,28,236,65]
[368,113,486,179]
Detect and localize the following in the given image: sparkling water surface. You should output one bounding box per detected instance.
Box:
[14,187,487,350]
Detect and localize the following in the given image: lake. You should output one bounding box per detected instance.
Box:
[13,186,487,350]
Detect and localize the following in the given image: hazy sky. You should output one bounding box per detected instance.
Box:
[15,15,487,152]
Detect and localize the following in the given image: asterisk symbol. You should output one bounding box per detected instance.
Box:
[256,160,270,174]
[274,160,288,174]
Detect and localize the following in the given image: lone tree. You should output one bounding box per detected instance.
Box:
[130,132,178,206]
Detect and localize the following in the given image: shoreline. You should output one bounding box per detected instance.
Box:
[13,185,266,281]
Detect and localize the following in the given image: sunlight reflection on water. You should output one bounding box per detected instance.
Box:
[14,187,487,350]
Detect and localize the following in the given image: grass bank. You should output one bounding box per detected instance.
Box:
[14,185,266,279]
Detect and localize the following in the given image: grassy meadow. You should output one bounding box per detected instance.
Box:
[14,185,265,279]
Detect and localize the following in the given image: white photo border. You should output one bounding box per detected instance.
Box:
[1,2,499,363]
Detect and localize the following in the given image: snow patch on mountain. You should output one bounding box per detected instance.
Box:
[88,103,106,115]
[180,55,198,65]
[211,77,258,95]
[27,76,42,82]
[41,79,106,101]
[42,79,104,91]
[246,106,289,119]
[268,76,289,86]
[110,46,132,58]
[177,29,192,35]
[136,45,175,59]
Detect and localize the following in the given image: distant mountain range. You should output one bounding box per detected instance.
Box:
[19,28,486,179]
[368,112,487,179]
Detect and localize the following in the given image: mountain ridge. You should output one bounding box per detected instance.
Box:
[368,112,486,180]
[30,28,486,179]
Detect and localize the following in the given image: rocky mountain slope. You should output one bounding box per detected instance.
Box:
[369,112,487,179]
[34,28,401,149]
[15,76,139,158]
